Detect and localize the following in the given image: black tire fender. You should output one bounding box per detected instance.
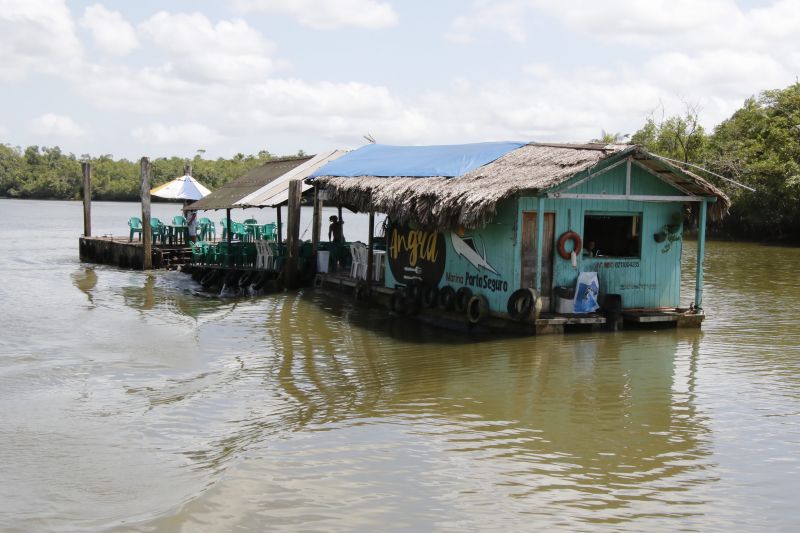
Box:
[438,285,456,311]
[467,294,489,324]
[422,285,439,308]
[455,287,473,313]
[507,288,533,319]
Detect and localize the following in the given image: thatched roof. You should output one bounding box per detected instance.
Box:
[312,143,730,229]
[236,150,348,208]
[191,156,312,211]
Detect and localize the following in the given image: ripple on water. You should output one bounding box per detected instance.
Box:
[1,202,799,531]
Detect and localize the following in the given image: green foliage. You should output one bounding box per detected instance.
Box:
[631,85,800,243]
[705,83,800,242]
[630,107,707,163]
[593,130,628,144]
[0,147,303,202]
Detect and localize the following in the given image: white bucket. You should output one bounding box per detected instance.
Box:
[317,250,330,273]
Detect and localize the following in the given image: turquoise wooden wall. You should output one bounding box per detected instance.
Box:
[384,156,690,313]
[384,198,519,314]
[516,161,685,310]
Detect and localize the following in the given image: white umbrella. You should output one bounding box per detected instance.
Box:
[150,175,211,201]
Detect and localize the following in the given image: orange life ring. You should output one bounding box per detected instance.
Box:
[557,231,582,260]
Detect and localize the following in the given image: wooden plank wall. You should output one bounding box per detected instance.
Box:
[382,161,689,313]
[518,163,685,309]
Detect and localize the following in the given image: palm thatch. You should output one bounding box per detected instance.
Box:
[313,143,730,230]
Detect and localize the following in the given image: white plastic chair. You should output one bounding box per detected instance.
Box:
[263,241,275,270]
[350,242,368,280]
[254,240,264,269]
[255,240,273,270]
[372,250,386,281]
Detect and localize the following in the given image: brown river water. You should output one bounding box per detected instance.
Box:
[0,199,799,532]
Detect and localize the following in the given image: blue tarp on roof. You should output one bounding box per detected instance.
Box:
[309,142,526,179]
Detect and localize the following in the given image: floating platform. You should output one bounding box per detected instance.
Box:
[79,236,192,270]
[314,271,703,335]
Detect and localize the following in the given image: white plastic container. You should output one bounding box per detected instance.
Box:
[555,295,574,314]
[317,250,330,273]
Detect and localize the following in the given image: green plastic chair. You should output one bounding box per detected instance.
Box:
[128,217,143,242]
[198,218,215,241]
[206,243,223,265]
[150,218,166,244]
[232,222,248,241]
[189,241,206,265]
[269,242,286,270]
[173,215,187,226]
[260,222,277,241]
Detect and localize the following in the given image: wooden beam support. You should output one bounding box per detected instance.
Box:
[226,208,232,267]
[311,185,321,254]
[81,162,92,237]
[366,210,375,286]
[276,205,282,244]
[284,179,302,288]
[547,193,715,203]
[694,200,708,310]
[625,156,632,195]
[535,197,545,293]
[140,157,152,270]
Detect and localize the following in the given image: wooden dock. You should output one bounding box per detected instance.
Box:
[79,236,192,270]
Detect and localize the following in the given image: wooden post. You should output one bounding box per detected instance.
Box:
[366,210,375,286]
[276,205,283,244]
[694,200,708,310]
[81,162,91,237]
[226,208,232,267]
[140,158,152,270]
[534,196,545,293]
[284,179,302,288]
[311,185,322,254]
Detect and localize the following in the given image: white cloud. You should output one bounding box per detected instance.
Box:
[0,125,8,139]
[233,0,398,29]
[80,4,138,55]
[29,113,87,138]
[646,50,789,100]
[0,0,82,81]
[442,0,800,135]
[140,12,277,82]
[449,0,800,54]
[446,1,532,43]
[131,123,224,147]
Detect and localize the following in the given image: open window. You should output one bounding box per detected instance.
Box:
[583,213,641,258]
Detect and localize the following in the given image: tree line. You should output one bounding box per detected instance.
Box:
[0,147,302,202]
[2,82,799,242]
[627,82,800,243]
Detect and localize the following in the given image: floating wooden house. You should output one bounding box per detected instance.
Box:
[310,142,730,333]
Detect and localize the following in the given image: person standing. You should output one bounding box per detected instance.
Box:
[184,201,198,243]
[328,215,344,242]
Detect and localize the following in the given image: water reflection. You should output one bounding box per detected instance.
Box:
[118,272,227,320]
[71,267,98,307]
[175,291,713,527]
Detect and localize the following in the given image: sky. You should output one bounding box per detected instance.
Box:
[1,0,798,160]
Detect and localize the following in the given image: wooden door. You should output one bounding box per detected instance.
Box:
[521,212,555,308]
